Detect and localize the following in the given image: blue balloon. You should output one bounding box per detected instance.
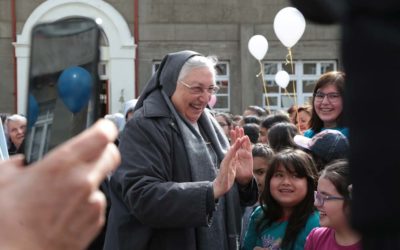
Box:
[28,94,39,128]
[57,66,93,113]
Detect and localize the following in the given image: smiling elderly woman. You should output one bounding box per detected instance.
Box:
[5,114,27,155]
[104,50,258,250]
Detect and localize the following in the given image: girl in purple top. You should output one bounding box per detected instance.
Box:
[305,160,361,250]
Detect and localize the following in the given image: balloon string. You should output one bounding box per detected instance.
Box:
[285,48,298,106]
[285,48,301,132]
[283,88,291,100]
[282,54,294,105]
[258,60,271,114]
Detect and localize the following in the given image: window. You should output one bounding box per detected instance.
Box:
[25,101,55,162]
[152,61,230,111]
[214,62,230,111]
[263,60,337,111]
[98,61,108,80]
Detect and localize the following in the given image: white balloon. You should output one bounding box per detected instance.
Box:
[273,7,306,48]
[248,35,269,60]
[275,70,290,88]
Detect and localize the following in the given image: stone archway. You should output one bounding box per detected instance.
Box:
[14,0,136,114]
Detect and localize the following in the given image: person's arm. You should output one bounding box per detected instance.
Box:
[0,119,120,250]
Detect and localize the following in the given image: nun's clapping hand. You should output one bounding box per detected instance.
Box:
[212,130,252,199]
[229,126,253,186]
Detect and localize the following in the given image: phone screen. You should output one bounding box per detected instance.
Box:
[24,17,101,164]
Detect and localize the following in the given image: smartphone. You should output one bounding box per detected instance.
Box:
[24,17,101,164]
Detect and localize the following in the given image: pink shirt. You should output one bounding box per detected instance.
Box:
[305,227,361,250]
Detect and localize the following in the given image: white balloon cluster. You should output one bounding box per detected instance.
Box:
[247,6,305,113]
[248,7,306,61]
[248,6,306,93]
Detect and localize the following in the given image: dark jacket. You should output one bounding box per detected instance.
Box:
[104,90,257,250]
[104,51,258,250]
[8,139,24,156]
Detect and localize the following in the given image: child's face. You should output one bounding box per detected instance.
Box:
[215,115,230,138]
[314,84,343,127]
[253,156,269,194]
[270,164,307,215]
[316,177,347,230]
[298,110,311,133]
[258,127,268,144]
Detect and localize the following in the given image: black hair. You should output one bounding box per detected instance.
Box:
[267,122,299,152]
[261,113,291,130]
[257,149,318,249]
[242,115,261,125]
[243,123,260,144]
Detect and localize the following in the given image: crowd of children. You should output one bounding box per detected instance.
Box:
[212,71,359,250]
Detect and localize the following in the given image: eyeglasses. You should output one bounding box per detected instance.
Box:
[180,80,219,95]
[314,191,345,207]
[314,92,341,103]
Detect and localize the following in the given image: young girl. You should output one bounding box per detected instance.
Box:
[305,160,361,250]
[215,112,233,141]
[242,149,319,250]
[252,143,275,195]
[304,71,349,138]
[241,143,275,246]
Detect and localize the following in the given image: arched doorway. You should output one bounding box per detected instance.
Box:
[14,0,136,114]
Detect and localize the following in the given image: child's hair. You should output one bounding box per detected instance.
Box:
[252,143,274,162]
[251,143,274,158]
[245,105,268,117]
[267,122,299,152]
[242,115,261,125]
[257,149,318,249]
[287,104,298,116]
[260,113,291,130]
[297,105,312,117]
[319,160,351,208]
[243,123,260,144]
